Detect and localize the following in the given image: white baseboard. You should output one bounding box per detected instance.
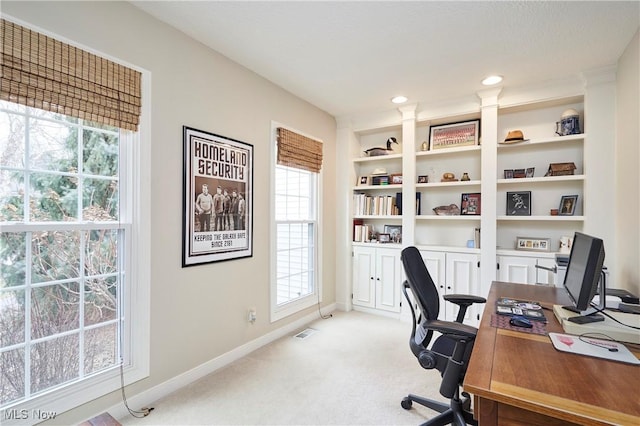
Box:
[102,304,336,422]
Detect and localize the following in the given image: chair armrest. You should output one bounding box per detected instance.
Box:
[423,319,477,340]
[443,294,486,306]
[443,294,486,323]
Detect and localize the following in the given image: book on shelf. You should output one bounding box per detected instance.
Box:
[496,297,547,322]
[395,192,421,215]
[353,193,398,216]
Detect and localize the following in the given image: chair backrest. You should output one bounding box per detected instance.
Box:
[400,246,440,321]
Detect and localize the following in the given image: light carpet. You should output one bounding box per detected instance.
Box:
[120,310,448,425]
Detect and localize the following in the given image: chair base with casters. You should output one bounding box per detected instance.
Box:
[401,388,476,426]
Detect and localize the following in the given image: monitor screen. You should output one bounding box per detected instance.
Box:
[563,232,605,313]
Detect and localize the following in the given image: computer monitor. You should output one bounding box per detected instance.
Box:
[562,232,606,323]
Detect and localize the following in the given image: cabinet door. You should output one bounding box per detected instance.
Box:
[498,256,537,284]
[536,258,557,286]
[352,246,375,308]
[446,252,480,324]
[419,250,446,320]
[375,248,402,312]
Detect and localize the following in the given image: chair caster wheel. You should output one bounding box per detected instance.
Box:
[401,397,412,410]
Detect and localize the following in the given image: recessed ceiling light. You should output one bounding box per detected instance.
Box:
[482,75,503,86]
[391,96,408,104]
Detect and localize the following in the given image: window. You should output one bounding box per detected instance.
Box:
[0,100,149,419]
[271,124,322,321]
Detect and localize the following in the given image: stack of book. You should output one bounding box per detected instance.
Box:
[353,194,398,216]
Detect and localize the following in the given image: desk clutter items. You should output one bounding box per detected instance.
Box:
[545,162,576,176]
[549,333,640,365]
[499,129,529,145]
[363,137,398,156]
[496,297,548,322]
[490,314,547,335]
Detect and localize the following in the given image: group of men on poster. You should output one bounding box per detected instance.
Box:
[194,183,245,232]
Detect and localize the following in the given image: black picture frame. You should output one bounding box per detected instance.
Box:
[461,193,481,215]
[506,191,531,216]
[182,126,253,266]
[559,195,578,215]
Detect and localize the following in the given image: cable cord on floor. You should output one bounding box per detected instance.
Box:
[119,360,154,418]
[317,292,332,319]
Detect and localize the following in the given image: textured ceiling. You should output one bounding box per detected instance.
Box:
[131,1,639,118]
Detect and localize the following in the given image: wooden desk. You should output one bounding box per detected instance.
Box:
[463,281,640,426]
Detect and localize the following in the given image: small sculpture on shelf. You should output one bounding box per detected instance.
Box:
[364,137,398,157]
[555,109,581,136]
[433,204,460,216]
[440,172,458,182]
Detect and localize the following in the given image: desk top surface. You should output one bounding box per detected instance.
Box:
[464,281,640,425]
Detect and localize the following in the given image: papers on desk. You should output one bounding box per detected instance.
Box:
[496,297,547,322]
[549,333,640,365]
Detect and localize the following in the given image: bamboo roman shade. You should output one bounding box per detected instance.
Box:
[0,19,141,131]
[276,127,323,173]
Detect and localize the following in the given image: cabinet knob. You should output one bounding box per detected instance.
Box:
[376,278,380,281]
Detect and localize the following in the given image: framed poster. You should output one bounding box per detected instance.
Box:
[429,119,480,150]
[182,126,253,266]
[461,193,481,215]
[506,191,531,216]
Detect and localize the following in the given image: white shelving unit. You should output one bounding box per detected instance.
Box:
[339,76,616,316]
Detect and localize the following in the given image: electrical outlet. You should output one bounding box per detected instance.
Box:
[248,308,257,323]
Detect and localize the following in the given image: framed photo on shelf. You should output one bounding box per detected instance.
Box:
[383,225,402,243]
[417,175,429,183]
[429,119,480,151]
[504,169,514,179]
[506,191,531,216]
[526,167,535,178]
[460,193,481,215]
[358,175,370,186]
[378,233,391,243]
[559,195,578,215]
[516,236,551,252]
[390,174,403,185]
[513,168,526,178]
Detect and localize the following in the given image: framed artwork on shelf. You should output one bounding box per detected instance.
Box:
[504,169,514,179]
[383,225,402,243]
[428,119,480,150]
[460,193,481,215]
[559,195,578,215]
[506,191,531,216]
[378,233,391,243]
[516,236,551,252]
[182,126,253,267]
[358,175,370,186]
[526,167,535,178]
[417,175,429,183]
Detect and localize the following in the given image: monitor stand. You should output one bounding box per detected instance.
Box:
[562,307,604,324]
[562,270,607,324]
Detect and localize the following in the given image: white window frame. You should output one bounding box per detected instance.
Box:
[270,122,323,322]
[0,19,150,425]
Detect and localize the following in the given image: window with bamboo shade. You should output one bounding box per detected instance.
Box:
[276,127,323,173]
[0,18,141,131]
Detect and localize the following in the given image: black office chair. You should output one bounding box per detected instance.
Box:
[400,246,486,426]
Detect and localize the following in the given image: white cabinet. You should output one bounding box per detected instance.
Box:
[420,250,480,325]
[497,255,558,285]
[352,245,402,313]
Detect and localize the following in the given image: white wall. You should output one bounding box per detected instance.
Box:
[615,30,640,295]
[3,1,337,424]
